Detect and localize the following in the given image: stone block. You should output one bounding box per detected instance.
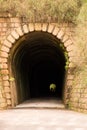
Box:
[69,63,75,68]
[10,18,20,23]
[3,75,9,80]
[0,58,7,63]
[67,75,74,80]
[11,23,15,27]
[2,28,7,32]
[67,80,72,86]
[0,102,7,108]
[62,35,69,42]
[0,51,8,58]
[68,51,74,57]
[14,23,20,27]
[3,40,12,48]
[16,27,23,36]
[6,93,11,99]
[7,35,15,43]
[68,57,74,62]
[0,84,3,89]
[0,98,6,103]
[0,23,2,27]
[57,30,64,39]
[0,63,8,69]
[7,99,11,105]
[11,30,19,39]
[64,39,72,47]
[42,23,48,32]
[2,23,7,27]
[47,24,54,33]
[66,45,74,52]
[0,93,3,98]
[4,87,10,93]
[23,24,29,33]
[1,69,9,75]
[3,81,9,87]
[29,23,34,32]
[52,27,59,36]
[1,46,9,53]
[35,23,42,31]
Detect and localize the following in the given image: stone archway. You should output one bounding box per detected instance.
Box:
[0,23,74,109]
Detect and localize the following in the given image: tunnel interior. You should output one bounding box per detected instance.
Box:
[11,32,67,104]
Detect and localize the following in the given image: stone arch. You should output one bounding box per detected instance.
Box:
[0,23,74,109]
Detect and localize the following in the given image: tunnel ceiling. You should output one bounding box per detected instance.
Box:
[11,32,66,70]
[10,31,67,101]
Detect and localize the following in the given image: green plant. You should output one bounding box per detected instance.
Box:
[0,0,82,23]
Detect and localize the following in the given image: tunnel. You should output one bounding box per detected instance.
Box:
[10,31,66,104]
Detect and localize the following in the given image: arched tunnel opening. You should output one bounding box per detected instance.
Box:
[10,32,67,105]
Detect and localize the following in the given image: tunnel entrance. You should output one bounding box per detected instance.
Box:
[10,31,67,105]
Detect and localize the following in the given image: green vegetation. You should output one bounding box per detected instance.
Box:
[73,1,87,93]
[0,0,82,23]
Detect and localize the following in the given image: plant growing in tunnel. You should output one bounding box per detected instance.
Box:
[59,43,69,70]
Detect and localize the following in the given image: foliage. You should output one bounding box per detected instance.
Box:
[0,0,81,23]
[73,2,87,91]
[75,3,87,65]
[77,3,87,23]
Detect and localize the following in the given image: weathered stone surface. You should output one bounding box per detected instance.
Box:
[1,69,9,75]
[0,58,7,63]
[7,99,11,105]
[4,87,10,93]
[57,30,64,39]
[0,51,8,58]
[3,81,9,87]
[16,27,23,36]
[35,23,42,31]
[67,80,72,86]
[68,51,74,57]
[66,44,75,52]
[64,39,72,47]
[68,57,73,62]
[62,35,69,42]
[67,75,74,80]
[14,23,20,27]
[3,75,9,80]
[3,40,12,48]
[0,98,6,103]
[0,93,3,98]
[23,24,29,33]
[1,46,9,53]
[7,35,15,43]
[0,63,8,69]
[11,30,19,39]
[2,23,7,27]
[42,23,48,32]
[52,27,59,36]
[10,18,20,23]
[28,23,34,32]
[47,24,54,33]
[0,102,7,108]
[69,63,75,68]
[6,93,11,99]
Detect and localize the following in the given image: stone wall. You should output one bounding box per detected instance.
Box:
[0,16,85,113]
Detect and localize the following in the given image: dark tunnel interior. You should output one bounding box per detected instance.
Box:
[11,32,66,104]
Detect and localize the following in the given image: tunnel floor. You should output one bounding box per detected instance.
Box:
[15,98,65,109]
